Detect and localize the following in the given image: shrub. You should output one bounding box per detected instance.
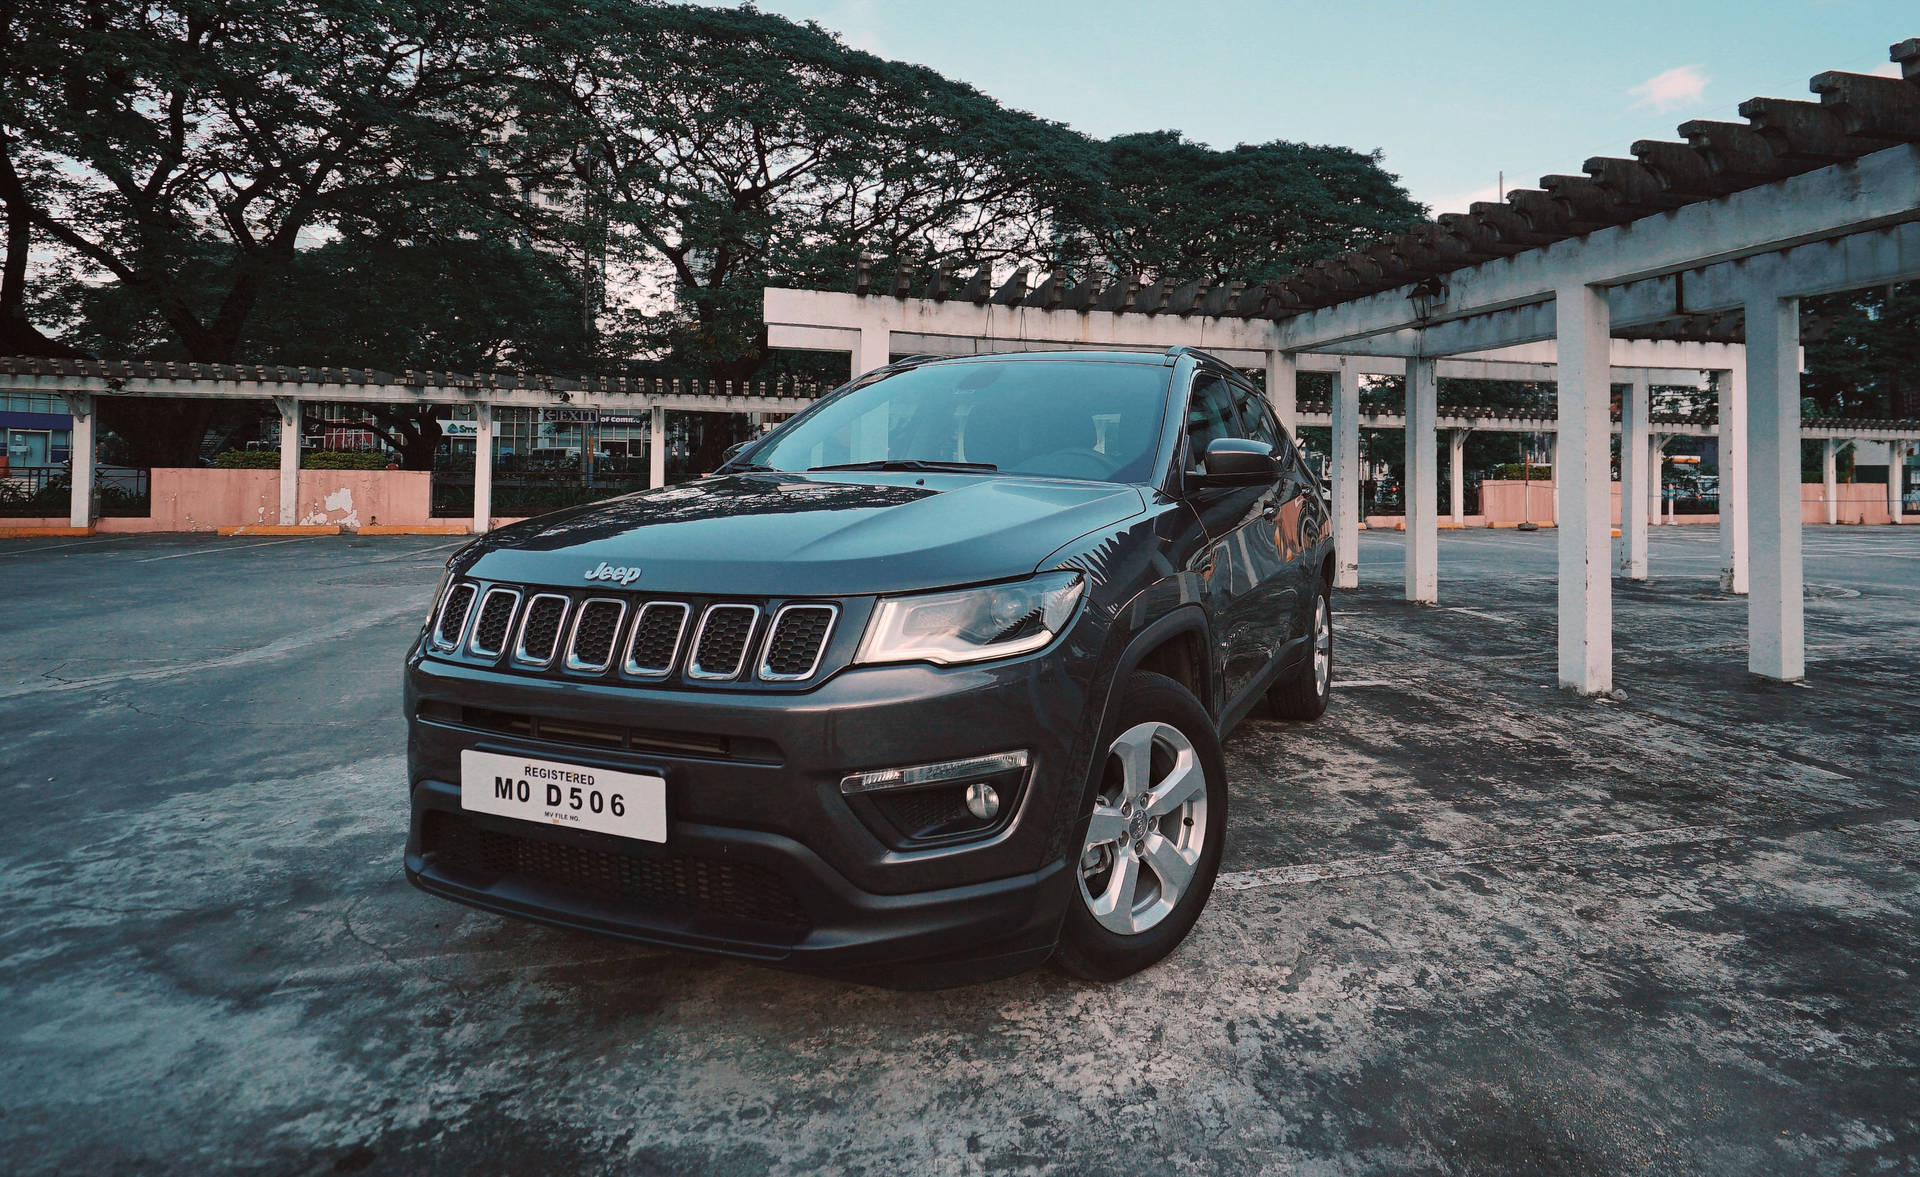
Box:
[213,449,394,470]
[1493,463,1553,480]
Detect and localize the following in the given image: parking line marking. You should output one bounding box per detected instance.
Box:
[1330,679,1397,688]
[0,538,118,556]
[1445,607,1519,624]
[1215,823,1737,893]
[137,539,304,562]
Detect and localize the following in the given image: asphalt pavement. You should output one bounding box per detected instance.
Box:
[1,526,1916,1176]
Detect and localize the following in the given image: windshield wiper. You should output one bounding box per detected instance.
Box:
[806,459,998,473]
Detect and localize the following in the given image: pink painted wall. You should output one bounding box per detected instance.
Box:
[145,468,432,531]
[1371,480,1900,529]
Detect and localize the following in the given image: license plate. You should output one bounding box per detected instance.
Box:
[460,750,666,843]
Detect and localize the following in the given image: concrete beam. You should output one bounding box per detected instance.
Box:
[60,393,93,529]
[1331,360,1361,590]
[275,397,300,526]
[473,404,494,534]
[649,407,667,490]
[1620,376,1651,581]
[1719,368,1749,594]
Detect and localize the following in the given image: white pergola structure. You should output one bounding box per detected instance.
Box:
[766,42,1920,693]
[0,359,818,534]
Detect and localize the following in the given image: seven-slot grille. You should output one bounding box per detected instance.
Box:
[433,583,477,649]
[759,605,838,680]
[564,599,626,672]
[431,584,837,684]
[513,594,572,666]
[625,602,690,677]
[688,605,761,680]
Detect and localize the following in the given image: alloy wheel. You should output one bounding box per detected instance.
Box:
[1077,720,1210,935]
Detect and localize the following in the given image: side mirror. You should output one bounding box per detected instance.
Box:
[1193,437,1278,487]
[716,440,752,470]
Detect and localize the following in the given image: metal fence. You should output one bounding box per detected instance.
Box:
[0,466,149,517]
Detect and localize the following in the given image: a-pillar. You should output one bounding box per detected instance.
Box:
[1405,357,1438,603]
[1619,375,1650,580]
[854,327,891,380]
[1746,289,1804,682]
[1555,282,1612,695]
[274,397,301,525]
[472,403,494,534]
[1718,366,1749,592]
[1822,439,1840,526]
[1447,429,1468,524]
[1266,350,1299,436]
[1330,358,1362,589]
[649,405,667,489]
[1889,441,1908,524]
[61,393,94,529]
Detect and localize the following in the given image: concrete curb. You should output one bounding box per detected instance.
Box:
[0,525,95,538]
[357,524,470,536]
[216,524,342,536]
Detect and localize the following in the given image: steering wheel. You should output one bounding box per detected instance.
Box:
[1011,447,1120,480]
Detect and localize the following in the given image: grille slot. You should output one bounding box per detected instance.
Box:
[688,604,760,680]
[467,588,521,657]
[433,583,477,649]
[513,593,571,666]
[422,811,809,932]
[758,604,838,681]
[624,602,690,678]
[565,598,626,673]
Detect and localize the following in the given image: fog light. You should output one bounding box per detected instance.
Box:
[964,782,1000,820]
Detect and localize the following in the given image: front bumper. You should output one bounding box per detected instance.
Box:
[403,641,1103,985]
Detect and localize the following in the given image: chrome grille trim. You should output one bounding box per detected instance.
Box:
[511,593,572,668]
[466,588,522,657]
[687,604,761,681]
[431,582,477,650]
[563,597,628,673]
[757,604,839,681]
[622,601,691,679]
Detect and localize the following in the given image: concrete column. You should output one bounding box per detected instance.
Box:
[1889,441,1907,525]
[1266,350,1299,436]
[1554,282,1612,696]
[1718,367,1749,593]
[472,403,494,534]
[649,406,667,489]
[1330,359,1361,589]
[1745,291,1804,682]
[1549,433,1560,524]
[1447,429,1467,524]
[1619,376,1650,580]
[854,327,891,380]
[1405,357,1438,603]
[1822,439,1839,526]
[62,393,94,529]
[274,397,301,526]
[1648,434,1665,526]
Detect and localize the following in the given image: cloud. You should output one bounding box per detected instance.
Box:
[1630,65,1708,112]
[1869,62,1902,79]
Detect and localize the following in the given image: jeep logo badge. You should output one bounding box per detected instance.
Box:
[584,562,642,586]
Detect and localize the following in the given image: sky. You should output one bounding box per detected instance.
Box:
[720,0,1913,214]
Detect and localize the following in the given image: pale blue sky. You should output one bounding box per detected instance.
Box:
[725,0,1913,213]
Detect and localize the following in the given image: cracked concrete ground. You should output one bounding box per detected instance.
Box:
[1,526,1916,1176]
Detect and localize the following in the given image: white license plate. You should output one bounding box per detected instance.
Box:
[460,750,666,843]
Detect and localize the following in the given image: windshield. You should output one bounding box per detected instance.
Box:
[744,359,1172,484]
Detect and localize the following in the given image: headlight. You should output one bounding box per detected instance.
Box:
[856,572,1084,666]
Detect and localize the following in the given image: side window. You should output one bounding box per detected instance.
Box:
[1185,375,1243,473]
[1230,383,1279,450]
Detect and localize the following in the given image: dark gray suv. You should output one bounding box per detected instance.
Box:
[404,347,1334,986]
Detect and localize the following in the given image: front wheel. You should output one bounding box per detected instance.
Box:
[1055,671,1227,981]
[1267,582,1331,721]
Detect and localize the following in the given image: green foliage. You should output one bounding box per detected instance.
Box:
[1494,464,1553,481]
[1803,283,1920,418]
[214,449,391,469]
[1051,132,1425,285]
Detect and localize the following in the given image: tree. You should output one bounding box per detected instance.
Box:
[1802,284,1920,419]
[1051,131,1426,286]
[541,3,1096,376]
[1,0,578,462]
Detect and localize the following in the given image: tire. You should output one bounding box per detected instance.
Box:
[1055,671,1228,982]
[1267,582,1331,721]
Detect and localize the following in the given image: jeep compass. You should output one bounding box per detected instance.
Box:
[405,347,1335,986]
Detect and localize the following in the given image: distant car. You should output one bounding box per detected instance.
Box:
[404,347,1335,986]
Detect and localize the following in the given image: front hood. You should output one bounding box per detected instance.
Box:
[462,472,1147,596]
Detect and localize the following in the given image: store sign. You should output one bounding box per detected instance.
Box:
[540,408,601,424]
